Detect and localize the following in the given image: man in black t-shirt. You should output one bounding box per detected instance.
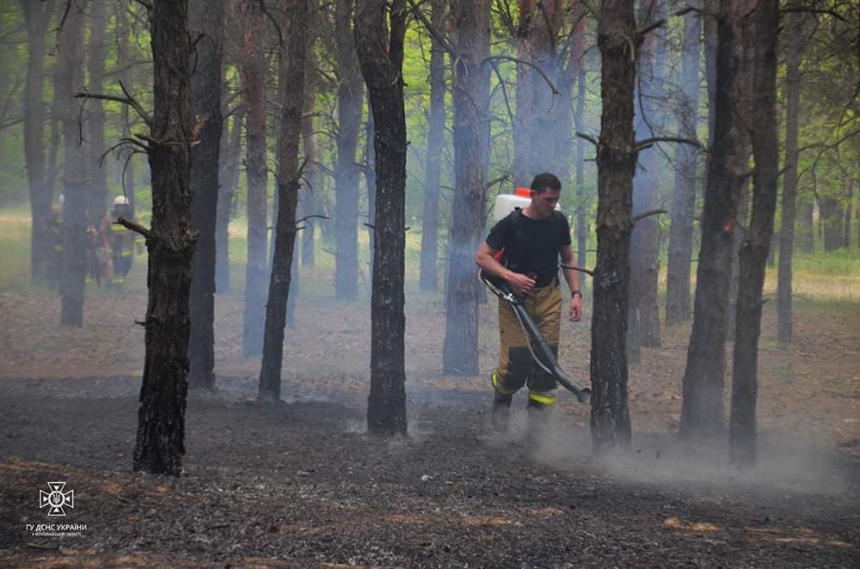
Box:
[475,173,583,435]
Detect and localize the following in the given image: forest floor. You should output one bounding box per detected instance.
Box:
[0,282,859,567]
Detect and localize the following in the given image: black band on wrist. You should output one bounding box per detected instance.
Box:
[571,290,581,299]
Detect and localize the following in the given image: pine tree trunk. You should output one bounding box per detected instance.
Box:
[334,0,363,301]
[300,46,318,269]
[442,0,489,376]
[730,0,779,468]
[796,198,814,253]
[364,101,377,269]
[679,0,752,441]
[528,0,564,175]
[133,0,195,477]
[58,2,86,328]
[629,0,665,354]
[590,0,638,453]
[777,11,802,343]
[241,0,268,357]
[665,0,702,326]
[188,0,224,390]
[569,10,588,294]
[355,0,409,435]
[215,107,243,295]
[419,0,446,292]
[513,0,534,187]
[86,0,108,222]
[258,0,308,401]
[20,0,55,285]
[822,197,842,251]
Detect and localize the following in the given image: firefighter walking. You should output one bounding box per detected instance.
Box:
[475,173,584,437]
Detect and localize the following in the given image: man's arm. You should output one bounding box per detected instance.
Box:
[559,244,582,322]
[475,242,535,293]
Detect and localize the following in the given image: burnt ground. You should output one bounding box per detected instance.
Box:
[0,287,859,567]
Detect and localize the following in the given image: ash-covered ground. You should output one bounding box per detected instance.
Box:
[1,290,858,567]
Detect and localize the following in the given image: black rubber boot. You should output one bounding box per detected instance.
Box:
[492,394,513,433]
[527,398,552,444]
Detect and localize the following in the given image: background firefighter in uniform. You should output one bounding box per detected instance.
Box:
[108,196,144,286]
[475,173,583,432]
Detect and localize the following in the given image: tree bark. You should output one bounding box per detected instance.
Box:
[215,105,243,295]
[334,0,363,301]
[628,0,666,362]
[258,0,308,401]
[679,0,751,441]
[776,12,801,343]
[300,44,319,269]
[665,0,702,326]
[730,0,779,469]
[188,0,225,390]
[513,0,534,187]
[442,0,489,375]
[822,196,842,251]
[528,0,565,177]
[86,0,108,222]
[355,0,409,435]
[20,0,56,285]
[58,1,86,328]
[133,0,195,477]
[240,0,269,357]
[590,0,638,453]
[573,20,588,296]
[419,0,446,292]
[364,98,377,269]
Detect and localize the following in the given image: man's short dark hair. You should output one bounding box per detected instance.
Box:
[531,172,562,194]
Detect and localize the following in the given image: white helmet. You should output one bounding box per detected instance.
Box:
[113,195,130,206]
[58,194,65,204]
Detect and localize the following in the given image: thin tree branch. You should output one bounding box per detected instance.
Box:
[407,0,457,58]
[75,86,152,127]
[560,263,595,277]
[114,216,151,239]
[576,131,598,147]
[632,209,666,224]
[482,55,560,96]
[634,136,700,152]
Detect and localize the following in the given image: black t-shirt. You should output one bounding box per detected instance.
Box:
[486,210,571,287]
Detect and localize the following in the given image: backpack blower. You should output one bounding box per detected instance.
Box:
[480,187,591,404]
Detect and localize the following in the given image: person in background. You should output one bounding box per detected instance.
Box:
[107,195,144,288]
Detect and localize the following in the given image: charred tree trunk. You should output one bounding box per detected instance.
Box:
[300,46,319,269]
[628,0,666,362]
[442,0,489,375]
[86,0,108,222]
[822,197,842,251]
[796,197,814,253]
[574,44,588,296]
[355,0,408,435]
[679,0,751,441]
[845,180,854,249]
[665,0,702,326]
[777,19,804,342]
[513,0,534,187]
[215,106,243,295]
[730,0,779,468]
[419,0,446,292]
[258,0,308,401]
[590,0,639,453]
[58,2,86,327]
[528,0,564,176]
[365,101,377,269]
[727,178,750,343]
[241,0,268,357]
[20,0,55,284]
[188,0,224,390]
[133,0,195,477]
[334,0,363,301]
